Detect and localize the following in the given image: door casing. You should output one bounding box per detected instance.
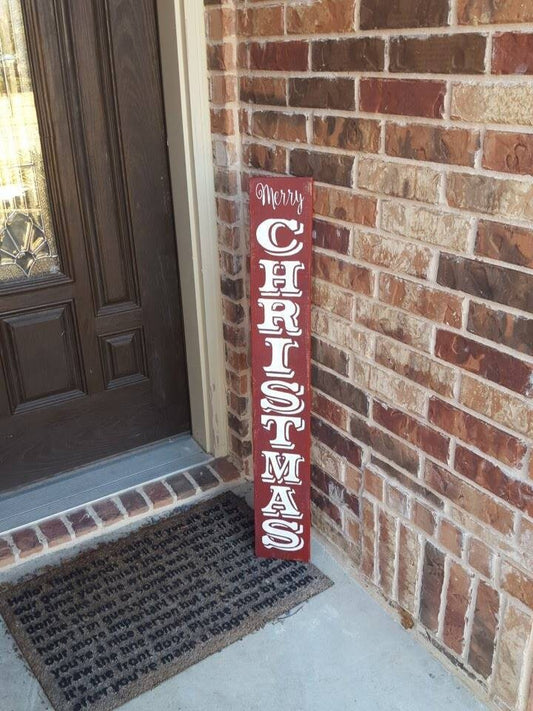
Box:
[156,0,228,458]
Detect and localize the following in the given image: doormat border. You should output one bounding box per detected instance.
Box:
[0,491,333,711]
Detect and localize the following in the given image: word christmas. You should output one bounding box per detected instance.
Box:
[250,176,313,562]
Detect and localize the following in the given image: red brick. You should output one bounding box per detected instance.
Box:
[360,0,449,29]
[238,5,284,36]
[0,539,15,568]
[313,363,368,415]
[439,251,532,313]
[424,460,515,535]
[493,32,533,75]
[390,34,486,74]
[92,499,123,527]
[243,142,286,173]
[67,509,98,537]
[468,538,493,578]
[411,500,436,535]
[501,561,533,610]
[240,76,286,106]
[468,301,533,357]
[287,0,355,34]
[443,562,471,655]
[313,390,348,430]
[435,330,533,397]
[475,220,533,269]
[311,487,342,527]
[314,185,377,226]
[39,518,70,548]
[373,401,450,462]
[439,519,463,557]
[290,149,354,188]
[249,41,308,72]
[378,509,397,597]
[364,467,384,500]
[119,491,149,517]
[458,0,533,24]
[312,337,350,377]
[211,457,240,482]
[420,542,445,632]
[372,455,442,507]
[468,581,500,678]
[360,79,446,118]
[290,78,355,111]
[429,397,527,467]
[386,484,408,516]
[312,37,385,71]
[143,481,174,509]
[361,497,376,580]
[206,43,234,72]
[313,220,350,255]
[385,123,479,167]
[252,111,306,143]
[312,280,355,319]
[483,131,533,175]
[351,414,421,474]
[397,524,421,614]
[314,116,380,152]
[455,446,533,517]
[380,274,463,327]
[312,415,363,467]
[210,108,234,136]
[313,253,372,295]
[189,465,220,491]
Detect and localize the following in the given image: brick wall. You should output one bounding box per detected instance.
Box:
[204,1,533,707]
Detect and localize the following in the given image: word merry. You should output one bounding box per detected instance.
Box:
[255,182,304,215]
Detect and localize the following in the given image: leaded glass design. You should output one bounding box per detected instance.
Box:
[0,0,60,283]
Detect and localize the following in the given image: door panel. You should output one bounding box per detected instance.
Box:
[0,0,190,489]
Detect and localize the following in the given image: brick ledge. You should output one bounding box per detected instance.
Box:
[0,458,241,571]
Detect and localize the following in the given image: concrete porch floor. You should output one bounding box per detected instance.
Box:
[0,489,487,711]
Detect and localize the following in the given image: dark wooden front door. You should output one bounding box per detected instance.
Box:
[0,0,190,490]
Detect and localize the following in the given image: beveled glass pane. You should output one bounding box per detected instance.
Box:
[0,0,60,283]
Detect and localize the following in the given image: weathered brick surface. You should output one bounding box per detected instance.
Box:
[483,131,533,175]
[429,397,527,467]
[468,581,500,679]
[360,0,449,29]
[390,34,486,74]
[313,117,380,152]
[420,542,445,633]
[385,123,479,166]
[206,2,533,705]
[312,37,385,72]
[290,149,354,187]
[475,220,533,268]
[39,518,71,547]
[458,0,533,25]
[435,330,533,397]
[290,78,355,110]
[443,562,471,655]
[360,79,446,118]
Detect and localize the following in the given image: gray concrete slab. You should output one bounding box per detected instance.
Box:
[0,490,487,711]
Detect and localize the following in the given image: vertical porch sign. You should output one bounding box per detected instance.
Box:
[250,176,313,562]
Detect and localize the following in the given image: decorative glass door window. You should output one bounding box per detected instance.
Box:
[0,0,60,282]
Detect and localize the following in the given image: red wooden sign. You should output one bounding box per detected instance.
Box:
[250,176,313,562]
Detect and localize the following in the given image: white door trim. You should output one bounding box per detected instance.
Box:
[156,0,228,457]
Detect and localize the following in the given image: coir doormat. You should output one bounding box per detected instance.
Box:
[0,492,332,711]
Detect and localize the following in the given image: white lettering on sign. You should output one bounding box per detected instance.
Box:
[255,214,307,553]
[255,183,305,216]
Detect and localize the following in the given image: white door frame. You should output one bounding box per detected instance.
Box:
[157,0,228,457]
